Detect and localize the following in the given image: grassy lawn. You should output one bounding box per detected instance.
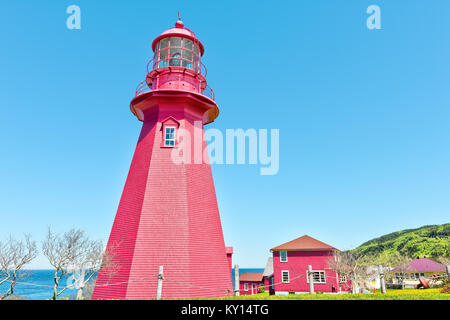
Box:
[192,289,449,300]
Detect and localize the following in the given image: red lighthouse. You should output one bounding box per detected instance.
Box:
[92,17,232,299]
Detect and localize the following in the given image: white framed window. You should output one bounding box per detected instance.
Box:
[164,126,176,147]
[412,273,425,280]
[306,270,326,284]
[282,270,290,283]
[244,283,249,291]
[280,250,288,262]
[339,275,347,283]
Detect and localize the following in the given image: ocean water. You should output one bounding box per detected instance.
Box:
[0,270,78,300]
[1,268,263,300]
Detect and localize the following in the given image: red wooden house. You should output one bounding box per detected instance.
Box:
[239,272,264,296]
[271,235,351,294]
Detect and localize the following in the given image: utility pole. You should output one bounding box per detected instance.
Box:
[378,265,386,294]
[156,266,164,300]
[308,265,314,294]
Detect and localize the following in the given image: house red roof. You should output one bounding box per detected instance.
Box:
[270,235,337,251]
[391,258,446,273]
[239,272,263,282]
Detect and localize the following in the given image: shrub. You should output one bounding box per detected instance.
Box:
[259,285,265,293]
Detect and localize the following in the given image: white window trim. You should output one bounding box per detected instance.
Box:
[306,270,326,284]
[244,283,249,291]
[280,250,288,262]
[164,126,176,147]
[281,270,290,283]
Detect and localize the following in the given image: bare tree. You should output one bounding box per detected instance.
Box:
[327,250,373,293]
[71,241,120,300]
[374,252,411,287]
[42,228,93,300]
[0,235,37,300]
[42,227,119,300]
[436,256,450,267]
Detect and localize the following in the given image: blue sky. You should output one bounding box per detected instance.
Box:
[0,0,449,269]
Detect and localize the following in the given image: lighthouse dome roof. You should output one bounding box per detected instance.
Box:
[151,20,205,56]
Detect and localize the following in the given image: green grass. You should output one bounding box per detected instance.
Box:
[186,289,449,300]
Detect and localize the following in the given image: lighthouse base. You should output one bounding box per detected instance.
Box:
[92,105,232,300]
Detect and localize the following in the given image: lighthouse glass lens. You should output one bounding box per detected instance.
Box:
[159,49,168,60]
[182,60,193,70]
[170,37,182,47]
[160,38,169,49]
[157,49,168,68]
[170,48,181,56]
[183,39,193,50]
[169,59,181,67]
[169,48,181,66]
[193,56,199,72]
[182,49,193,61]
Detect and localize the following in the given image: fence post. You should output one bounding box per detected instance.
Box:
[234,264,240,296]
[378,265,386,294]
[156,266,164,300]
[446,266,450,282]
[308,265,314,294]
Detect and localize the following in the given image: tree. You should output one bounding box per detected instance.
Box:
[71,241,120,300]
[42,227,119,300]
[375,251,411,287]
[327,250,375,293]
[435,256,449,285]
[0,235,37,300]
[436,256,450,266]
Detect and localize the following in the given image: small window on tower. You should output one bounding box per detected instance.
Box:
[164,127,176,147]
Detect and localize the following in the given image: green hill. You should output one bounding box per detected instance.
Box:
[352,223,450,261]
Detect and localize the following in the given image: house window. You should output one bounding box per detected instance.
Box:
[282,271,289,283]
[280,251,288,262]
[164,126,176,147]
[244,283,249,291]
[307,270,326,284]
[339,275,347,283]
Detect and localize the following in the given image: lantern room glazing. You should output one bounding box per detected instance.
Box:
[152,36,201,72]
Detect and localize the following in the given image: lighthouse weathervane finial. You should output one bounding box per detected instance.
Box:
[175,11,184,28]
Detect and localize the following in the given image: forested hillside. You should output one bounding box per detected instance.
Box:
[352,224,449,260]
